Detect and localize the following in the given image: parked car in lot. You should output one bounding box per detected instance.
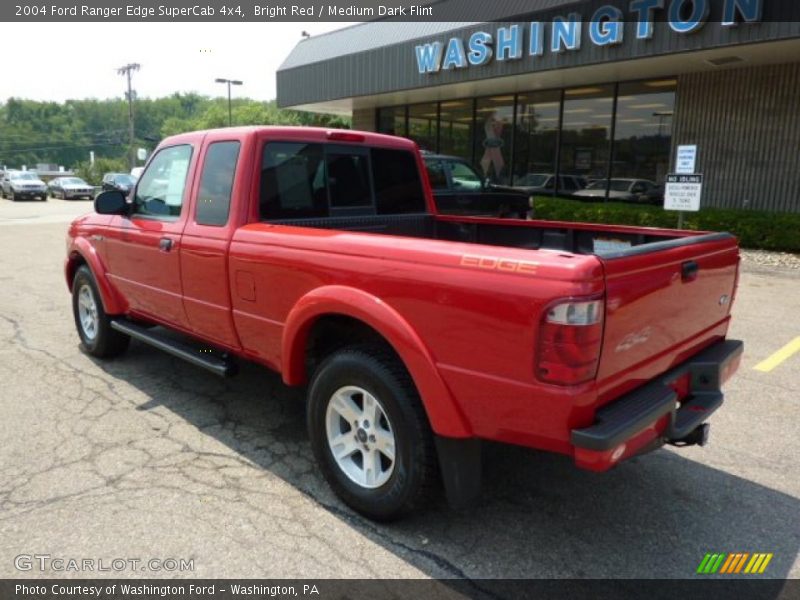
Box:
[48,176,95,200]
[1,170,48,201]
[423,154,531,218]
[574,178,662,204]
[512,173,587,196]
[66,126,743,520]
[101,172,136,195]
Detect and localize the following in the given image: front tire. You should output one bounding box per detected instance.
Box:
[71,265,130,358]
[307,345,438,521]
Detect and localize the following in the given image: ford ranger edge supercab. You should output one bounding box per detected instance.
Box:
[65,127,743,520]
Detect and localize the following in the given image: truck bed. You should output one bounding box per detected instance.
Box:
[268,212,727,258]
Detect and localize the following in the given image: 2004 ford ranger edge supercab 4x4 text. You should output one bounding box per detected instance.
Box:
[66,127,743,520]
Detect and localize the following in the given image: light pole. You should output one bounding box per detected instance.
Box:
[117,63,140,169]
[215,78,243,127]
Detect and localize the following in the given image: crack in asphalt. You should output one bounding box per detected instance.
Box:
[0,305,475,581]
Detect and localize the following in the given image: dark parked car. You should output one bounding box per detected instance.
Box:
[423,154,530,218]
[102,173,136,195]
[49,177,95,200]
[512,173,587,196]
[574,178,663,204]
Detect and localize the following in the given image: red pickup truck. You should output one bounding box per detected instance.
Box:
[66,127,743,520]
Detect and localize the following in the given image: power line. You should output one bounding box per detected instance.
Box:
[0,141,124,154]
[0,128,127,141]
[0,134,127,150]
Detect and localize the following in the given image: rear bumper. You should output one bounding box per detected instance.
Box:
[571,339,743,471]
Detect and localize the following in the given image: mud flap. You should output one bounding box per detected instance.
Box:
[434,436,482,509]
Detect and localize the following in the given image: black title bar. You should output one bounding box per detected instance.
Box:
[2,0,800,22]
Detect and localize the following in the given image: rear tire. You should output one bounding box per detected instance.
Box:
[72,265,130,358]
[307,345,438,521]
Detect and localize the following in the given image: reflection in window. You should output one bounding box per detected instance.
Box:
[408,102,439,153]
[134,144,192,218]
[475,95,515,184]
[513,91,561,189]
[613,80,676,185]
[438,100,474,161]
[559,86,615,189]
[377,106,407,137]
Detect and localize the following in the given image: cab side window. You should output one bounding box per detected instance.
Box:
[133,144,193,218]
[196,141,240,226]
[424,160,448,190]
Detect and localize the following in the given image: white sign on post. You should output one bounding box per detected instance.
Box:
[676,145,698,174]
[664,174,703,212]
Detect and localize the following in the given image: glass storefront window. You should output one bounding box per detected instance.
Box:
[513,90,561,189]
[475,95,515,184]
[376,77,677,202]
[377,106,406,137]
[559,85,615,189]
[407,102,439,153]
[438,100,474,162]
[613,80,677,185]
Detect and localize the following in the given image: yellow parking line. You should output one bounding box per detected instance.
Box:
[754,337,800,373]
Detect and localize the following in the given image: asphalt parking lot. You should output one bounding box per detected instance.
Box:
[0,197,798,581]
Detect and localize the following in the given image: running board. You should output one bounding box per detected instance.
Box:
[110,320,237,377]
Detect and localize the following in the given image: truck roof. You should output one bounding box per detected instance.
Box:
[160,126,418,151]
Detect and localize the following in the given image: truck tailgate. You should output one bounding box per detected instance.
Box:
[597,233,739,390]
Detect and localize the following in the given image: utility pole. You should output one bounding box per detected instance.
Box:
[214,78,243,127]
[117,63,140,169]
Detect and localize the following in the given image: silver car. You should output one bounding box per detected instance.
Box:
[1,171,48,201]
[573,178,662,204]
[49,177,95,200]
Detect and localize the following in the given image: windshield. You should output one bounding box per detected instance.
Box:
[609,180,636,192]
[12,172,38,181]
[519,174,551,187]
[114,175,135,185]
[63,178,86,185]
[449,161,482,190]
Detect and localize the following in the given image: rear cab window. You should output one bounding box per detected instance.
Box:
[259,141,426,221]
[196,141,241,226]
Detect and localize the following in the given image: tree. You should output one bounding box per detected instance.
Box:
[0,95,351,169]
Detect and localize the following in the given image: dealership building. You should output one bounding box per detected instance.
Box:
[277,0,800,212]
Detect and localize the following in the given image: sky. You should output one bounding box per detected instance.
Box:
[3,22,355,103]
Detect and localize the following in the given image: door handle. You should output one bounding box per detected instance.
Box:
[682,260,699,282]
[159,237,174,252]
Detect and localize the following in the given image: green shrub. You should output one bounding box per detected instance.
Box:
[533,196,800,253]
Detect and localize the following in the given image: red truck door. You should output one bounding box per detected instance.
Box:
[104,143,196,329]
[179,136,245,349]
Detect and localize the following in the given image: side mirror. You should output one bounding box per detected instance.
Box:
[94,190,128,215]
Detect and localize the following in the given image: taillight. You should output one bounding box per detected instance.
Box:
[537,298,604,385]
